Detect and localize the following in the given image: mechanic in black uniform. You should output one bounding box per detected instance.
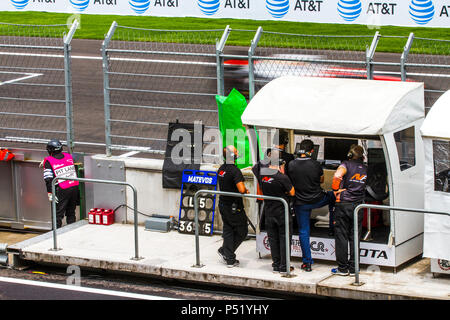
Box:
[270,130,294,175]
[217,145,250,268]
[331,144,368,276]
[252,130,294,231]
[259,149,295,274]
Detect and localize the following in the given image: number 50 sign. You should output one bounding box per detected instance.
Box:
[178,170,217,236]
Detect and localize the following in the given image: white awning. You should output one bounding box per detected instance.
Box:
[420,90,450,140]
[421,90,450,260]
[242,76,425,136]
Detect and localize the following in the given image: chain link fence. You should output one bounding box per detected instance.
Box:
[404,37,450,113]
[0,22,77,152]
[0,22,448,157]
[102,22,229,158]
[248,31,378,98]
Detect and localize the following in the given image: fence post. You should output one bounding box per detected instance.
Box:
[401,33,415,82]
[366,31,380,80]
[216,25,231,97]
[63,20,78,154]
[102,21,118,157]
[248,27,263,100]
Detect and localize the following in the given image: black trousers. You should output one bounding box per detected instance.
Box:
[219,202,248,264]
[55,187,78,228]
[266,212,292,272]
[334,201,364,273]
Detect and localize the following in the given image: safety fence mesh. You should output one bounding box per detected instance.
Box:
[250,32,375,95]
[405,37,450,113]
[0,21,448,158]
[104,25,225,158]
[0,23,72,149]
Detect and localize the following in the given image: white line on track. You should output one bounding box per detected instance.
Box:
[0,276,179,300]
[0,51,216,66]
[0,51,447,77]
[0,71,43,85]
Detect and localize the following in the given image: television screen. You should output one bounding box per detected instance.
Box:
[324,138,358,161]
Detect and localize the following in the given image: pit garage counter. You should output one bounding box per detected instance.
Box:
[242,76,426,269]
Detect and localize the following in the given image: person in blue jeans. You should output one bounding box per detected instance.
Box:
[288,139,335,272]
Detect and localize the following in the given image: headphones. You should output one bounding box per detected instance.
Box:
[223,146,240,163]
[347,145,364,160]
[296,149,312,158]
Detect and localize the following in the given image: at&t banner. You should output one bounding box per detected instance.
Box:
[4,0,450,27]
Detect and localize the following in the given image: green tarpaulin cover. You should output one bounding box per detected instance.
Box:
[216,89,253,169]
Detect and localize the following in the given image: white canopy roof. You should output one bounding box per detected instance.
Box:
[420,90,450,140]
[242,76,425,136]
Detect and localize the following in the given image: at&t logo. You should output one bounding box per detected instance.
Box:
[197,0,220,16]
[337,0,362,22]
[11,0,29,10]
[70,0,90,12]
[409,0,435,25]
[266,0,290,19]
[129,0,151,14]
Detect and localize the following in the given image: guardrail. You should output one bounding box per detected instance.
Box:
[50,176,143,261]
[193,189,295,278]
[352,204,450,286]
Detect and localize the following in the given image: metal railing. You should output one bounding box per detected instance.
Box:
[193,189,294,278]
[50,176,143,261]
[352,204,450,286]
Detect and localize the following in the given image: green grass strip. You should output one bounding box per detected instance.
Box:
[0,11,448,54]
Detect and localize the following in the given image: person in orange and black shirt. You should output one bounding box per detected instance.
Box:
[217,145,249,268]
[259,149,295,274]
[331,144,368,277]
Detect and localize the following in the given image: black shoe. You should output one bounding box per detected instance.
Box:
[331,267,349,276]
[279,266,295,274]
[227,259,239,268]
[217,248,226,264]
[301,263,312,272]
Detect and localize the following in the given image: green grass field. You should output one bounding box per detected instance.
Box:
[0,11,448,53]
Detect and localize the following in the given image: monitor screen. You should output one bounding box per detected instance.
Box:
[324,138,358,161]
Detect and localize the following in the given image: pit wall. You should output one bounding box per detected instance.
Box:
[86,155,258,234]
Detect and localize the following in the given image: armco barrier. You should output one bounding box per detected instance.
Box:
[193,189,295,278]
[352,204,450,286]
[50,176,143,261]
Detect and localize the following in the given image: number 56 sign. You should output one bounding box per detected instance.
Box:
[178,170,217,236]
